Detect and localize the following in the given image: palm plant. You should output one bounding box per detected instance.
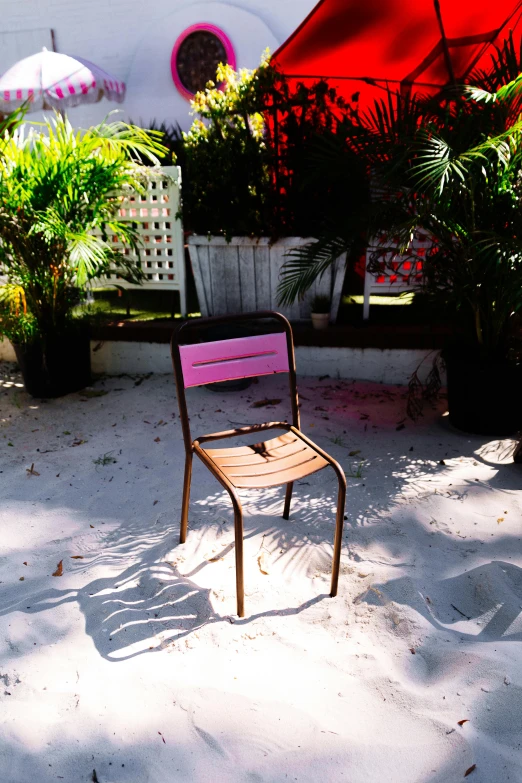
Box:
[384,101,522,359]
[0,104,26,141]
[276,90,428,305]
[278,54,522,432]
[0,113,165,345]
[278,46,522,365]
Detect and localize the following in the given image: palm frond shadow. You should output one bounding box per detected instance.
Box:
[189,477,345,583]
[0,500,333,661]
[2,374,519,665]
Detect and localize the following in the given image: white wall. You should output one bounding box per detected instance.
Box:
[88,341,443,386]
[1,338,445,385]
[0,0,316,130]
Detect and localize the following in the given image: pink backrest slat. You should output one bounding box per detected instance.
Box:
[180,332,289,388]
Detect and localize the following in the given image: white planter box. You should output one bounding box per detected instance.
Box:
[188,236,345,321]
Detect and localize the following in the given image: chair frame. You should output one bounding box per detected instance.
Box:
[171,311,346,617]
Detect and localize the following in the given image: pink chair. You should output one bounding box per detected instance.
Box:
[171,311,346,617]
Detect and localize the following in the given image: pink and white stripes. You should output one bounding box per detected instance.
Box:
[0,49,125,113]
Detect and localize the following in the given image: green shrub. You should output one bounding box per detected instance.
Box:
[0,114,164,344]
[179,53,367,239]
[181,55,271,238]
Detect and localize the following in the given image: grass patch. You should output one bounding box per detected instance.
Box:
[80,288,191,323]
[93,451,118,467]
[346,461,365,478]
[329,435,348,447]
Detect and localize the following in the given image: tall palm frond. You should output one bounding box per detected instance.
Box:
[278,235,350,305]
[469,32,522,93]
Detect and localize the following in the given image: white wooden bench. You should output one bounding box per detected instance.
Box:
[363,231,431,320]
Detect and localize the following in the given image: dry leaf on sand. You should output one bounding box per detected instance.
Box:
[251,399,281,408]
[258,552,269,575]
[52,560,63,577]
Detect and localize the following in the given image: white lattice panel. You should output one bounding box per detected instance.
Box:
[94,166,186,312]
[362,230,431,320]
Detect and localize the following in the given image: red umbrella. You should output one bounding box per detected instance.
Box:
[272,0,522,106]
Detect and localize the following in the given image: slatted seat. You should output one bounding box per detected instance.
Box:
[204,431,329,489]
[171,311,346,617]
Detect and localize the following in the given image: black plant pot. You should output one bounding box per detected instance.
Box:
[14,330,91,398]
[445,353,522,435]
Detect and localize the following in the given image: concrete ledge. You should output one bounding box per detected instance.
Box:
[90,340,441,385]
[91,340,172,375]
[294,345,440,384]
[2,337,442,385]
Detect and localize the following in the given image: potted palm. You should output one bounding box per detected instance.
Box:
[310,294,331,329]
[0,113,163,397]
[278,43,522,434]
[370,78,522,435]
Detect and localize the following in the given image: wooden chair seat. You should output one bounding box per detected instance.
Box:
[203,431,329,489]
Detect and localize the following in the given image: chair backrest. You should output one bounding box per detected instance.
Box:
[171,311,299,449]
[179,332,289,388]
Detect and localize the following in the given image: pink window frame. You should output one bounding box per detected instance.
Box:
[171,23,236,101]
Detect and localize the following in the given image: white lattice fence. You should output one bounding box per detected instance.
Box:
[94,166,186,312]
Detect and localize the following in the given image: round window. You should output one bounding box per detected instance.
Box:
[171,24,236,100]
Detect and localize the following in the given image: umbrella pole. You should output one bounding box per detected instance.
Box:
[433,0,456,86]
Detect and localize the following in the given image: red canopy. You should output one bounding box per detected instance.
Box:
[272,0,522,105]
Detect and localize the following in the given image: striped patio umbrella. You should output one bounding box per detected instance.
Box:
[0,48,125,114]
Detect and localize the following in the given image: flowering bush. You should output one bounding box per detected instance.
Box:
[181,55,272,238]
[180,53,362,239]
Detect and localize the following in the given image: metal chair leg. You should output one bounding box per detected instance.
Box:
[180,452,193,544]
[283,481,293,519]
[330,475,347,598]
[231,498,245,617]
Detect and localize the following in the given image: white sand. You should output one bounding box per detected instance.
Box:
[0,361,521,783]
